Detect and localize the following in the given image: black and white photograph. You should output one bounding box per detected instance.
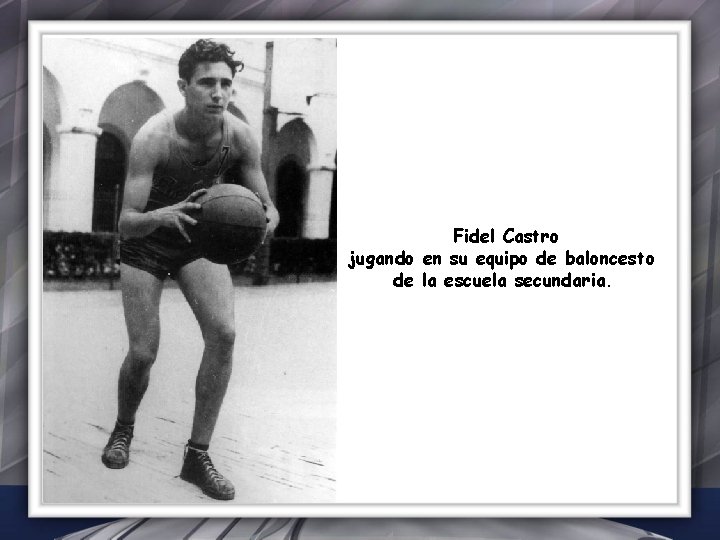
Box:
[38,32,337,506]
[31,20,687,519]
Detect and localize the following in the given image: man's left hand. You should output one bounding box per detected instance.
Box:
[263,204,280,242]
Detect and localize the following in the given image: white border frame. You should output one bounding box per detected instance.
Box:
[29,20,691,518]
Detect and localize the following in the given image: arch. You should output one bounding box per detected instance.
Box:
[92,131,127,232]
[274,118,317,167]
[42,67,64,138]
[93,82,164,232]
[43,67,65,225]
[43,67,64,183]
[98,81,165,150]
[274,156,307,238]
[271,119,317,238]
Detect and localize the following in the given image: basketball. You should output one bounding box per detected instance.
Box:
[191,183,267,264]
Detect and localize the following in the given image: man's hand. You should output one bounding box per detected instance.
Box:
[263,203,280,242]
[151,189,207,242]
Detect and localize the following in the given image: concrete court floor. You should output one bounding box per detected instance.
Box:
[41,282,336,505]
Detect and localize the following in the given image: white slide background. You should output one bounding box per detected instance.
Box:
[337,30,686,512]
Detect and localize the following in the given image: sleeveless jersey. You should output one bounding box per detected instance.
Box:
[143,111,235,246]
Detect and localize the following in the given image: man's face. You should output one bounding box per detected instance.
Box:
[180,61,234,117]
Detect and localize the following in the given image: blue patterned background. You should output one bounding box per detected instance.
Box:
[2,0,719,538]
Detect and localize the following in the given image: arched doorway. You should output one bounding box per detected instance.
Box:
[43,66,64,225]
[92,132,126,232]
[94,81,164,232]
[274,157,307,238]
[98,82,165,145]
[272,119,317,238]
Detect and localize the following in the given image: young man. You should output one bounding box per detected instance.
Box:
[101,39,279,501]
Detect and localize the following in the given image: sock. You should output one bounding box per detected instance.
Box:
[188,440,209,452]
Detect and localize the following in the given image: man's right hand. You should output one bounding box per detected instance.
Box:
[151,189,207,243]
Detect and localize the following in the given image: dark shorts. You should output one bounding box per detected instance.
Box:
[120,234,204,281]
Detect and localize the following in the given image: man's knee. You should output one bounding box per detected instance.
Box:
[128,344,158,370]
[204,323,236,351]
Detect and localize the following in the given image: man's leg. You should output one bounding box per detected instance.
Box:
[102,263,163,469]
[118,264,164,423]
[176,258,236,445]
[176,258,236,500]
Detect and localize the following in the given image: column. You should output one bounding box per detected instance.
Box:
[302,164,335,239]
[45,108,102,232]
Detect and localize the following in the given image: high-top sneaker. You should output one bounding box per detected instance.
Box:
[180,445,235,500]
[101,422,134,469]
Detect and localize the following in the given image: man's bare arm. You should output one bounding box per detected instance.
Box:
[230,124,280,236]
[119,126,205,242]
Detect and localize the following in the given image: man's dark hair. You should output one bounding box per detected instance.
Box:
[178,39,244,82]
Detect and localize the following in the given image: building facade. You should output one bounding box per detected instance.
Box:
[42,36,337,239]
